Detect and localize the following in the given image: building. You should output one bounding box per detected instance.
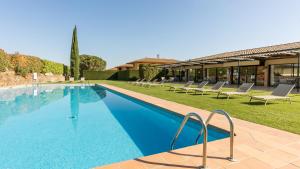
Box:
[111,57,178,71]
[161,42,300,88]
[111,64,134,71]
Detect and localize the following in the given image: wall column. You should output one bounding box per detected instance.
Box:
[264,66,269,87]
[227,67,231,84]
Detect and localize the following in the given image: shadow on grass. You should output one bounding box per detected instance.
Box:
[241,101,277,106]
[175,91,189,94]
[189,93,210,96]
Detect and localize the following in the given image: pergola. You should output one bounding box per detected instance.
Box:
[157,42,300,91]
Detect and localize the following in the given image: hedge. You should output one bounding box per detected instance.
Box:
[83,70,118,80]
[117,70,139,81]
[0,49,66,77]
[42,60,64,74]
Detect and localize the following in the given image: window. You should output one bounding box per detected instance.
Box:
[232,66,256,84]
[271,64,299,86]
[195,69,204,82]
[217,68,227,81]
[207,68,216,83]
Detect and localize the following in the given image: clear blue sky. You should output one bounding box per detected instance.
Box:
[1,0,300,68]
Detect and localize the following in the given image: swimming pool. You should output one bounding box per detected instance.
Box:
[0,84,229,169]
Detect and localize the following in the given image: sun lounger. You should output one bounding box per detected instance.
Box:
[146,79,166,87]
[133,79,145,85]
[195,81,225,95]
[181,81,209,94]
[169,81,194,92]
[249,84,295,106]
[140,79,158,87]
[217,83,254,99]
[128,79,140,84]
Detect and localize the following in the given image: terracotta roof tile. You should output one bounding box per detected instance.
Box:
[127,57,178,64]
[193,41,300,61]
[114,64,134,68]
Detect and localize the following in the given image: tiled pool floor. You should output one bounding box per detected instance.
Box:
[94,84,300,169]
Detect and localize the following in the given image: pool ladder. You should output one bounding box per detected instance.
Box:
[170,110,235,169]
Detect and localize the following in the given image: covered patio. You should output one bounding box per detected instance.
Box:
[159,42,300,91]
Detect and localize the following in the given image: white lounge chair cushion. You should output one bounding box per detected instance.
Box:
[252,95,290,100]
[148,83,160,86]
[147,82,163,86]
[195,88,220,92]
[182,87,197,90]
[170,86,186,89]
[222,91,248,95]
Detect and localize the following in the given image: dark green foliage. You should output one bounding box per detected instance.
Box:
[42,60,64,74]
[63,65,70,77]
[70,26,80,80]
[139,64,160,80]
[83,70,118,80]
[117,70,140,81]
[15,64,30,77]
[80,54,106,76]
[0,49,11,72]
[161,68,170,77]
[139,64,145,79]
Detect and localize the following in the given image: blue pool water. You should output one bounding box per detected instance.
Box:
[0,85,229,169]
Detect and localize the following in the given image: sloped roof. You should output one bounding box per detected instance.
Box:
[160,42,300,68]
[127,57,178,64]
[192,42,300,61]
[114,64,134,68]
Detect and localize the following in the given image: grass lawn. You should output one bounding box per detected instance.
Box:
[64,80,300,134]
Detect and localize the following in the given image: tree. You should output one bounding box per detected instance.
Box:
[70,26,80,80]
[139,64,159,81]
[79,54,106,76]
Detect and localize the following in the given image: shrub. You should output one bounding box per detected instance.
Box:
[80,54,106,76]
[83,70,118,80]
[42,60,64,74]
[11,54,43,76]
[0,49,11,72]
[15,64,30,77]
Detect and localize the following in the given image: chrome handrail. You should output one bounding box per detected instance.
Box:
[170,112,207,169]
[195,109,235,161]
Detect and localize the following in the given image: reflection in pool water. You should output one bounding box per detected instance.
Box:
[0,85,227,169]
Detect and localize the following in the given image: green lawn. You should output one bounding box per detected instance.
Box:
[88,80,300,134]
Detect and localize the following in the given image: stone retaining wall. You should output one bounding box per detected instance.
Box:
[0,71,65,87]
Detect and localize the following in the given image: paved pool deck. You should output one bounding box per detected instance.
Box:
[94,84,300,169]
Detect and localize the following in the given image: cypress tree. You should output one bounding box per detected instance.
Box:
[70,26,80,80]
